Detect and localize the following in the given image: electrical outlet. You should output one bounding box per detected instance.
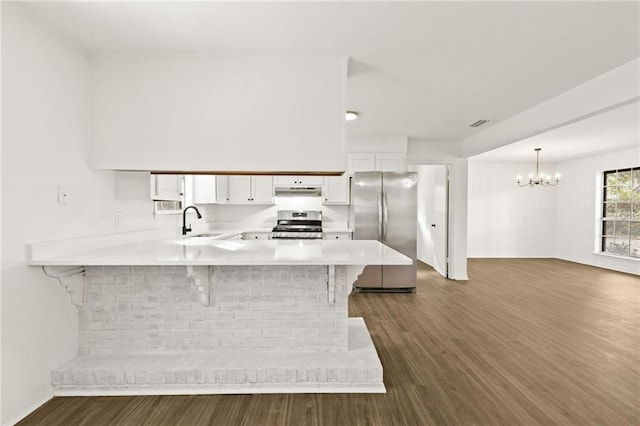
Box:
[114,212,122,227]
[57,185,68,204]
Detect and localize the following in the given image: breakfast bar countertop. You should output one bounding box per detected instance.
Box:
[26,238,411,267]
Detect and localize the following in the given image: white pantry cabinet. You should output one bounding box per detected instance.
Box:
[90,55,347,173]
[322,176,350,204]
[216,176,274,204]
[347,153,406,174]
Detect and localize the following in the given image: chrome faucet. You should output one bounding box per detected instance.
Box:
[182,205,202,235]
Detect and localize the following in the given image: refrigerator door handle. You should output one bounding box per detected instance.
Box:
[377,190,383,241]
[382,191,389,242]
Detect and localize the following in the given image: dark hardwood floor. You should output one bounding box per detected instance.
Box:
[18,259,640,425]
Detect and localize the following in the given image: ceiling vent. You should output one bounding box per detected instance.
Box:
[469,119,490,128]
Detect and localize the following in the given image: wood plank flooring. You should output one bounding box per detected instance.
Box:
[18,259,640,425]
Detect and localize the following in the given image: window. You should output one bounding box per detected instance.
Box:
[601,167,640,258]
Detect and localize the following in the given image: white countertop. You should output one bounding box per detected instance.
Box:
[27,238,411,267]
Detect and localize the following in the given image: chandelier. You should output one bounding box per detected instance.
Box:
[516,148,560,187]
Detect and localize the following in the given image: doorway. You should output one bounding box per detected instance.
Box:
[415,165,449,278]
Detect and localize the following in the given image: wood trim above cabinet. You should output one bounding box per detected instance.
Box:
[147,171,345,176]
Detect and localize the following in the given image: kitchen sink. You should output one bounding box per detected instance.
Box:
[189,233,223,238]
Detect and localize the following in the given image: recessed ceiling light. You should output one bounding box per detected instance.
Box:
[345,111,358,121]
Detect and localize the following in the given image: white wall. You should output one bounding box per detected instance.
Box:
[0,5,176,424]
[555,147,640,275]
[202,197,349,229]
[90,55,347,173]
[467,161,557,257]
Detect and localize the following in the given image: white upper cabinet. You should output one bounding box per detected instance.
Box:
[150,175,183,201]
[251,176,275,202]
[347,153,406,174]
[322,176,350,204]
[375,154,406,172]
[273,176,324,186]
[186,175,217,204]
[90,55,347,173]
[217,176,273,204]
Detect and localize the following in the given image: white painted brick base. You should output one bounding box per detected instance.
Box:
[53,318,385,394]
[59,265,384,394]
[80,265,349,355]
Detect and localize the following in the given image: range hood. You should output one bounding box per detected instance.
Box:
[274,186,323,197]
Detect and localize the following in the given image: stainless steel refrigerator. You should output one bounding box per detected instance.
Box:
[352,172,417,291]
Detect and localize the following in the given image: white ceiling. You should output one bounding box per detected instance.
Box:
[470,101,640,162]
[18,1,640,158]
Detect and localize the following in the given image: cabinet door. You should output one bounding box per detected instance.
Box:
[273,176,323,185]
[190,175,217,204]
[347,154,376,174]
[215,176,229,203]
[323,232,352,240]
[322,176,350,204]
[242,232,271,240]
[227,176,252,203]
[375,154,406,172]
[273,176,298,185]
[151,175,183,201]
[299,176,324,185]
[251,176,274,203]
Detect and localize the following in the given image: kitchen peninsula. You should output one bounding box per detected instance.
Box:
[27,236,410,395]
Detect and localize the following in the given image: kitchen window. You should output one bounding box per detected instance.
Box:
[601,167,640,258]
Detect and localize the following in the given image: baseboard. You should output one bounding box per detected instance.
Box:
[1,387,53,426]
[555,255,639,276]
[467,255,553,259]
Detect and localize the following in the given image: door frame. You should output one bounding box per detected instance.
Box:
[409,162,452,279]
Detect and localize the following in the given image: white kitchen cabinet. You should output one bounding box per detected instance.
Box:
[242,231,271,240]
[347,153,406,174]
[150,174,183,201]
[323,231,352,240]
[186,175,217,204]
[273,176,324,186]
[322,176,350,204]
[376,153,406,172]
[217,176,274,204]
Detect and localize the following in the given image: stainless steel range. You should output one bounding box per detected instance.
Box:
[271,210,323,239]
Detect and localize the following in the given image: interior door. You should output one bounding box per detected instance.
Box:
[432,166,449,277]
[415,165,449,278]
[381,173,417,288]
[352,172,382,288]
